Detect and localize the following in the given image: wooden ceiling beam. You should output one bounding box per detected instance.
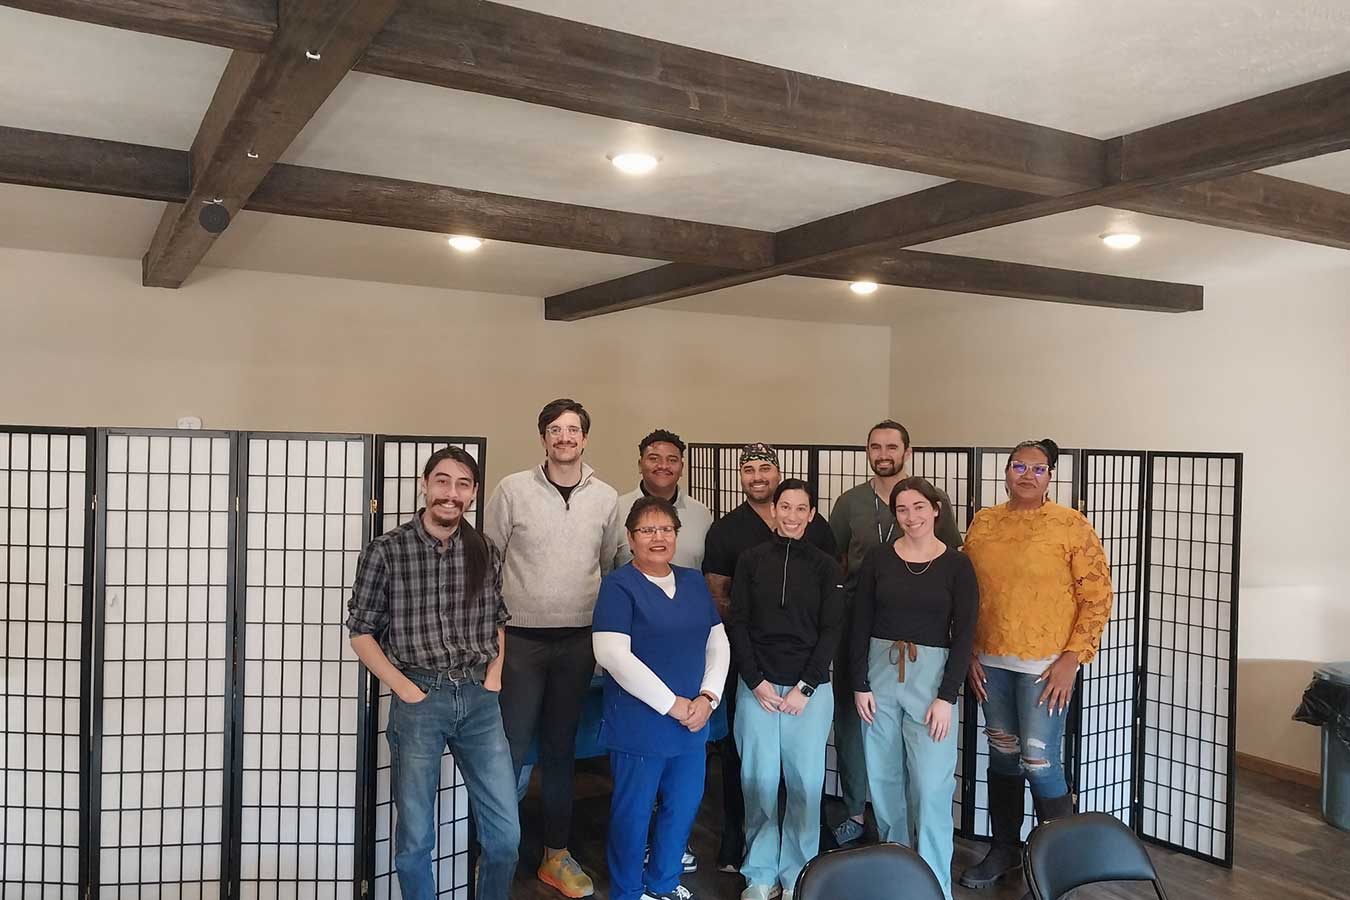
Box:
[139,0,401,287]
[5,0,1104,194]
[0,127,774,267]
[1,0,274,51]
[546,65,1350,319]
[803,249,1203,312]
[0,126,1203,311]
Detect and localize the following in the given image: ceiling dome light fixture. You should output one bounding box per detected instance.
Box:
[849,280,879,296]
[609,152,660,175]
[447,235,484,252]
[1100,231,1142,250]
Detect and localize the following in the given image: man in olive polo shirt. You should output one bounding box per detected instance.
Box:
[826,419,962,846]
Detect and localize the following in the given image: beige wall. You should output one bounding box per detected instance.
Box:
[0,248,890,492]
[893,267,1350,773]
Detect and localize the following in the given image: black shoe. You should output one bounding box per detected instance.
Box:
[716,831,744,873]
[959,842,1023,889]
[644,846,698,874]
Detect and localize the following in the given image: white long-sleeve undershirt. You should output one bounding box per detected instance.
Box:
[594,624,730,716]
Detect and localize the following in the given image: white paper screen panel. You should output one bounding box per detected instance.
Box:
[97,432,232,896]
[370,439,481,900]
[1,430,88,898]
[1139,455,1238,864]
[237,437,366,899]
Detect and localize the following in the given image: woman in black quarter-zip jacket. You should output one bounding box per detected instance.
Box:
[727,479,845,900]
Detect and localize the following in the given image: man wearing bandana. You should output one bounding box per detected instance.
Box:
[701,443,838,873]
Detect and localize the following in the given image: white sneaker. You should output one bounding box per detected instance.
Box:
[739,886,781,900]
[642,886,694,900]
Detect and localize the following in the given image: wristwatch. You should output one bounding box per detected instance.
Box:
[796,681,815,698]
[699,690,720,710]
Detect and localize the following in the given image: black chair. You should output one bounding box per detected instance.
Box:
[1024,812,1170,900]
[793,842,945,900]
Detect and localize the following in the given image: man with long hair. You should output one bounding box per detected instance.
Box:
[346,446,518,900]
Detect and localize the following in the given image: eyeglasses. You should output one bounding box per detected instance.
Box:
[545,425,584,437]
[1009,461,1051,477]
[632,525,676,537]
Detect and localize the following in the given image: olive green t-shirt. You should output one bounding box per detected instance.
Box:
[829,479,964,590]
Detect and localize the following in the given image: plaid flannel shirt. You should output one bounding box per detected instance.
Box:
[346,511,509,672]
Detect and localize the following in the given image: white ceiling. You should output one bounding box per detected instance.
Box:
[2,2,1349,324]
[508,0,1350,138]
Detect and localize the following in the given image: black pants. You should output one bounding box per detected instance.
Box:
[717,667,746,862]
[500,627,596,851]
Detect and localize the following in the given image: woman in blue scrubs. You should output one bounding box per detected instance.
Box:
[593,495,731,900]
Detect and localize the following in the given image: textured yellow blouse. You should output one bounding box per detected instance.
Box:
[963,501,1112,663]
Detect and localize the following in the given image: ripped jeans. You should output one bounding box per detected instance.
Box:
[980,664,1069,798]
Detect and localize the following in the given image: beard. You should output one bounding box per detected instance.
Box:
[870,458,898,476]
[427,501,464,527]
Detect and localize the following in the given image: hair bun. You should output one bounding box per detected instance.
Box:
[1039,438,1060,466]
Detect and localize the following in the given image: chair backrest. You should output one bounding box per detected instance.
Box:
[1024,813,1169,900]
[793,842,945,900]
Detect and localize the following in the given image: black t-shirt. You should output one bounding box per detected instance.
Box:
[702,502,838,579]
[849,545,978,703]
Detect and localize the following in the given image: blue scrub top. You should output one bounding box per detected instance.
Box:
[592,563,722,757]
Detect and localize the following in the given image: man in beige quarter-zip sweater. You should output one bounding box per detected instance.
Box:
[484,398,621,899]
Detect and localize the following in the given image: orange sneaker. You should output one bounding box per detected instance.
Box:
[538,849,595,898]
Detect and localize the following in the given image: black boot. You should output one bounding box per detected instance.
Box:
[1032,791,1075,825]
[959,773,1026,889]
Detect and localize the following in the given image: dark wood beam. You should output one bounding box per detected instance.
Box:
[356,1,1105,195]
[803,249,1203,312]
[250,164,775,268]
[0,127,774,267]
[140,0,401,287]
[1,0,274,51]
[1120,172,1350,251]
[1108,71,1350,188]
[0,126,187,202]
[0,127,1204,312]
[5,0,1104,194]
[547,65,1350,319]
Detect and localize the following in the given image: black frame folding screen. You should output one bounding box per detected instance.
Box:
[0,425,486,900]
[688,442,1241,867]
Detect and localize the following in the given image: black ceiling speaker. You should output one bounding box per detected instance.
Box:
[199,202,231,234]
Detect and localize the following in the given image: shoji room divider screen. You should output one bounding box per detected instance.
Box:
[1,426,486,900]
[687,442,1242,867]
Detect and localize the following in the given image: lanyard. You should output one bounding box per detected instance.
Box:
[873,490,895,545]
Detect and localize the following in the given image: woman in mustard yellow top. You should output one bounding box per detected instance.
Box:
[957,439,1112,892]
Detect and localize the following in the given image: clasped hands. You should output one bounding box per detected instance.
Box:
[667,694,715,731]
[751,681,809,716]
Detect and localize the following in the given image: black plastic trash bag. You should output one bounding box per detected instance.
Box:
[1293,664,1350,751]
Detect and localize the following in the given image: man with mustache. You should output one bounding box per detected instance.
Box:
[346,447,518,900]
[613,428,716,875]
[825,420,963,847]
[484,398,623,898]
[701,443,837,873]
[615,429,713,570]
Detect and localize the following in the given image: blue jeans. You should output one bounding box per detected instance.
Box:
[388,672,521,900]
[735,680,834,892]
[608,749,706,900]
[980,664,1070,798]
[861,639,958,900]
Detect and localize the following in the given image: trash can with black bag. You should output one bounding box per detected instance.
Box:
[1293,662,1350,831]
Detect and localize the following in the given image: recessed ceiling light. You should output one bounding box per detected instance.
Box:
[447,235,484,252]
[1100,231,1141,250]
[609,152,659,175]
[849,281,879,296]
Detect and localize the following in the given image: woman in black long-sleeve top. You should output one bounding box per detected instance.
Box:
[728,479,844,900]
[851,476,977,900]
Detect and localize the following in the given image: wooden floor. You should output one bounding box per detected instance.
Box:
[510,755,1350,899]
